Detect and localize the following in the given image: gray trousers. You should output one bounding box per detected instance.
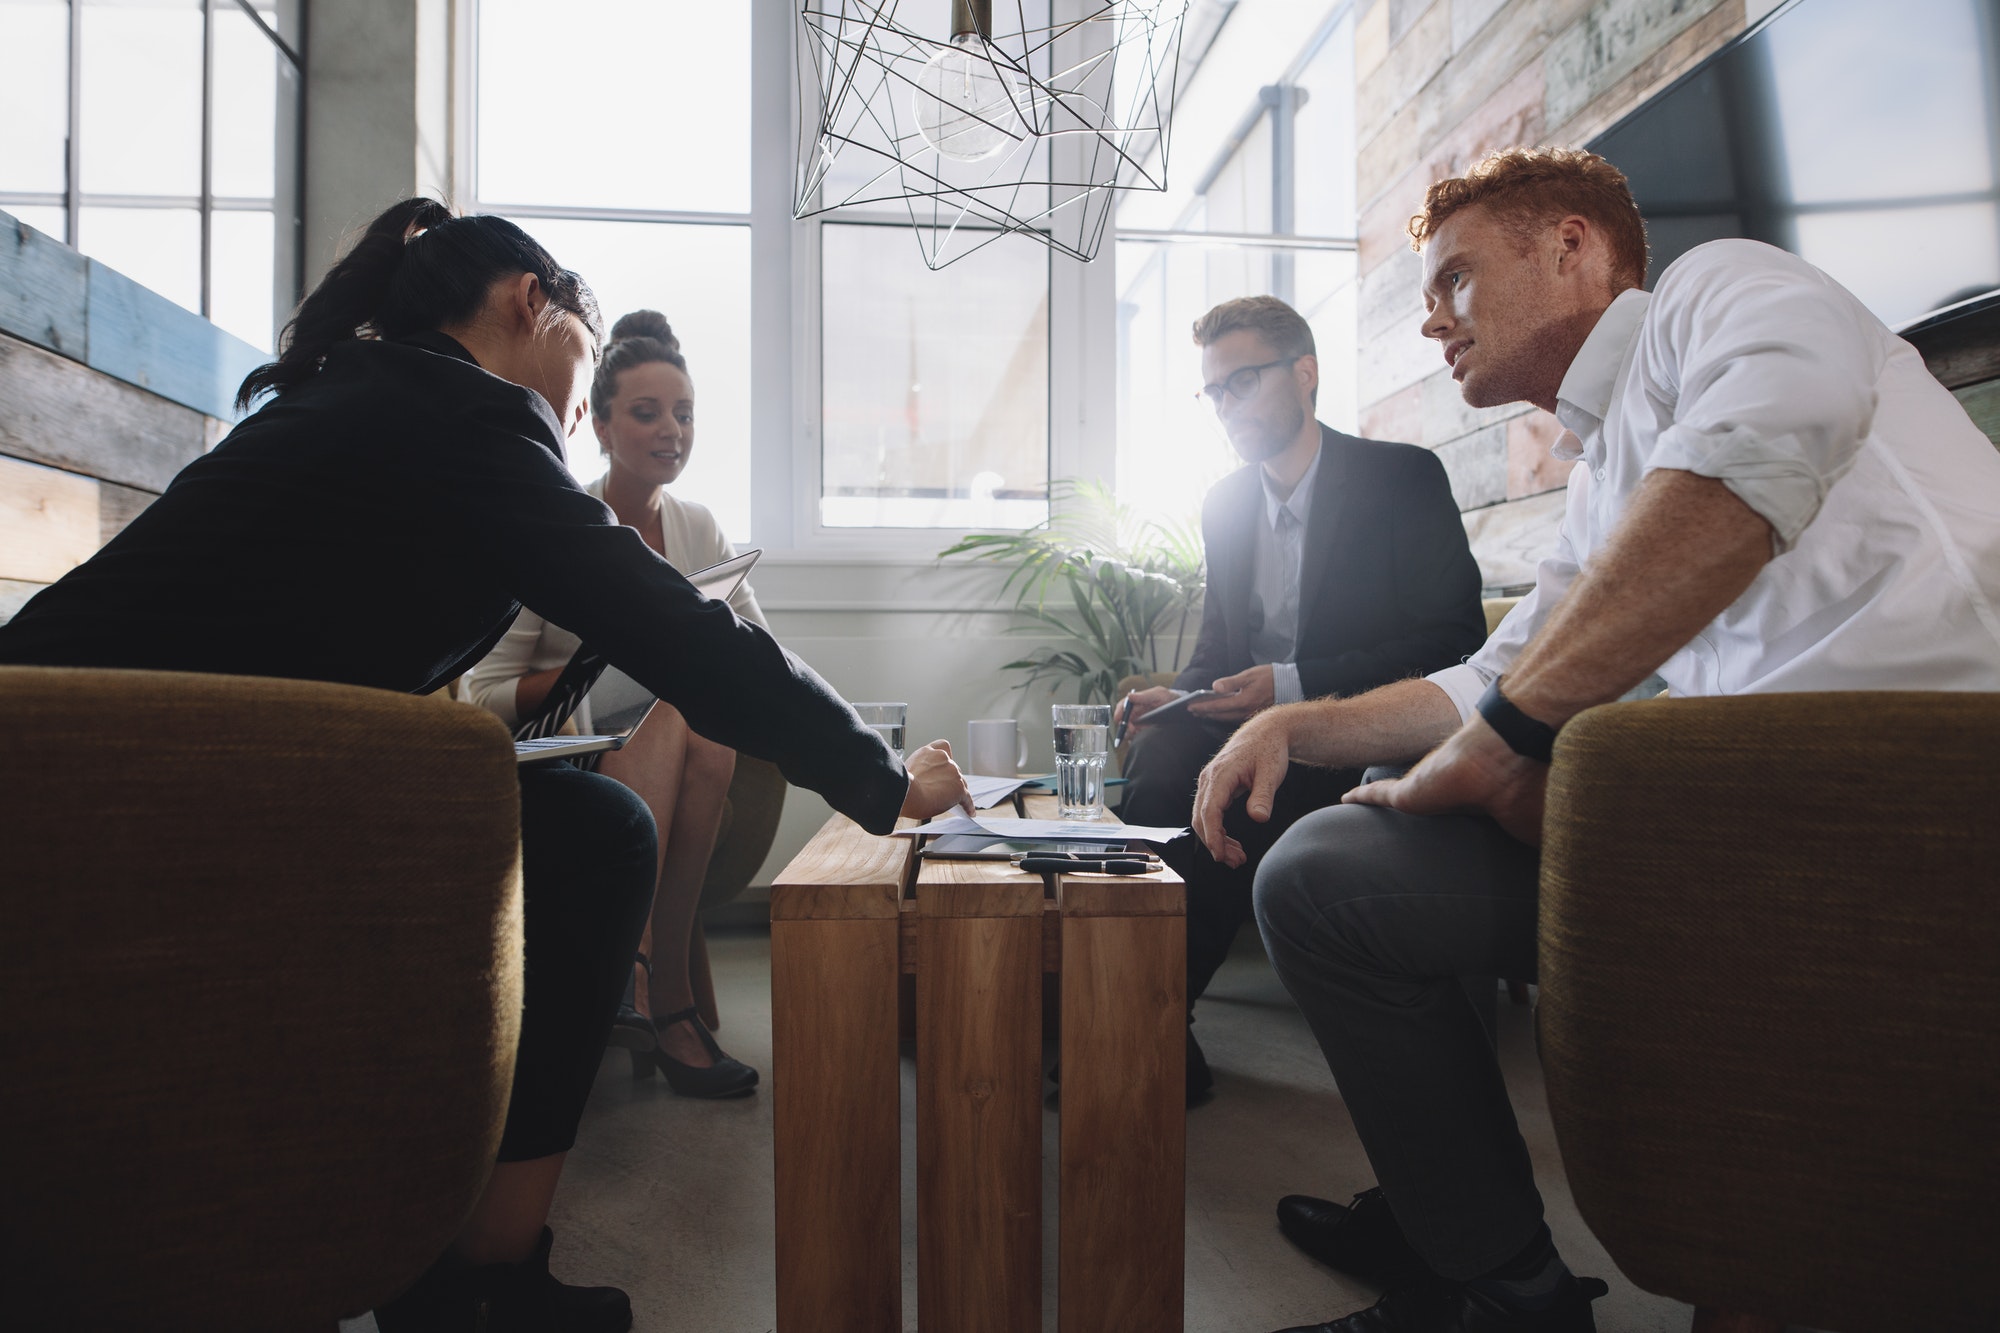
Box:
[1253,802,1544,1280]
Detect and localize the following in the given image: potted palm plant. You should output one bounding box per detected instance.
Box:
[939,479,1205,705]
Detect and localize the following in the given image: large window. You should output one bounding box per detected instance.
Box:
[474,0,755,539]
[0,0,303,352]
[1113,4,1357,525]
[794,0,1055,534]
[820,223,1050,529]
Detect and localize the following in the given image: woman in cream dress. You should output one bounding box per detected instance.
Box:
[468,310,761,1098]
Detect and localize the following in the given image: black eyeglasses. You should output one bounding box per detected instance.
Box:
[1197,357,1300,408]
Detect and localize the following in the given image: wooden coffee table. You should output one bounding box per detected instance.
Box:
[769,793,1186,1333]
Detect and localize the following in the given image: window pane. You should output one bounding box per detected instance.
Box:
[79,204,200,312]
[1202,113,1272,234]
[80,0,203,197]
[5,205,69,240]
[212,2,280,198]
[210,208,275,350]
[1295,248,1358,435]
[0,0,70,195]
[1115,238,1356,515]
[1292,13,1356,239]
[821,223,1048,529]
[498,217,754,542]
[1115,240,1238,526]
[478,0,749,213]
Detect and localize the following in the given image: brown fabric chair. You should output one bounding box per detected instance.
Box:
[1539,693,2000,1333]
[0,666,525,1331]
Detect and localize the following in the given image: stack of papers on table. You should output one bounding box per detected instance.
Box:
[964,774,1036,809]
[902,814,1188,844]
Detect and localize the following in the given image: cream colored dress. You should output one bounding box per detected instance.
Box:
[466,475,767,731]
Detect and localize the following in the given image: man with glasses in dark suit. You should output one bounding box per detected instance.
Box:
[1115,295,1486,1103]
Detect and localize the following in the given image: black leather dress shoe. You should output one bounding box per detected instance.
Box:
[1271,1274,1605,1333]
[1277,1188,1433,1291]
[376,1227,632,1333]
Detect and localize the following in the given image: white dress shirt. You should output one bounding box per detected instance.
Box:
[466,476,768,729]
[1248,443,1323,706]
[1429,238,2000,720]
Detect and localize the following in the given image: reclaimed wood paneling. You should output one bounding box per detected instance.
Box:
[99,482,159,545]
[85,260,265,424]
[0,456,100,584]
[0,213,88,359]
[0,333,209,492]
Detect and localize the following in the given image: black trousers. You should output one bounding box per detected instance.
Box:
[499,760,658,1161]
[1253,804,1542,1278]
[1120,718,1359,1006]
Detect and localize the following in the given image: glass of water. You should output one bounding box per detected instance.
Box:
[852,702,907,761]
[1051,703,1111,821]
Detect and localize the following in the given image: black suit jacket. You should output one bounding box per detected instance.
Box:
[1175,424,1486,701]
[0,332,908,834]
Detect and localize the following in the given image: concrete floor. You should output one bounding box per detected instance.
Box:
[347,927,1695,1333]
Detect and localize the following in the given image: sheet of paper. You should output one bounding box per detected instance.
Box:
[964,773,1034,809]
[900,814,1188,843]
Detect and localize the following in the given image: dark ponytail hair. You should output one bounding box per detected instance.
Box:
[236,198,603,410]
[589,309,689,422]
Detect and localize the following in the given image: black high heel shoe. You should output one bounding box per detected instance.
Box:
[631,1005,759,1098]
[608,951,657,1055]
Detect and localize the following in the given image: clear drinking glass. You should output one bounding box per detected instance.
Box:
[852,702,908,761]
[1051,703,1111,821]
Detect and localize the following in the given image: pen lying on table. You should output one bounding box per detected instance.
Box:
[1012,851,1162,876]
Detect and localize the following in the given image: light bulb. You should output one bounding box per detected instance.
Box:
[913,33,1022,163]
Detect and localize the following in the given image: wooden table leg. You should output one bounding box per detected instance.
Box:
[771,912,901,1333]
[1058,879,1186,1333]
[917,882,1043,1333]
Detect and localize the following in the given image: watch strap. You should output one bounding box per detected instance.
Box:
[1476,677,1558,763]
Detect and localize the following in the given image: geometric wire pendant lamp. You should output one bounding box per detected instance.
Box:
[795,0,1191,269]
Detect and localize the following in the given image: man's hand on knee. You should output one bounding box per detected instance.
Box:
[1343,716,1547,844]
[1193,713,1290,868]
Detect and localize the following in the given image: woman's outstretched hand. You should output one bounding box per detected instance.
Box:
[900,739,976,820]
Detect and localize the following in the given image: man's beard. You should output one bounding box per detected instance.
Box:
[1231,398,1309,463]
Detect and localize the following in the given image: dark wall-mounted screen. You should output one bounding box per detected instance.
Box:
[1591,0,2000,329]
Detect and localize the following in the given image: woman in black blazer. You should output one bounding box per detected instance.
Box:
[0,198,970,1332]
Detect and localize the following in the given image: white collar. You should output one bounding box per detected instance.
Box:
[1261,437,1322,530]
[1553,287,1651,455]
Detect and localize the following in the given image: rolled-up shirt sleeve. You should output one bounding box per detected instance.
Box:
[1641,242,1885,552]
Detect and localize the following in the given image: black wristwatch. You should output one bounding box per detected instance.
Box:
[1476,677,1559,763]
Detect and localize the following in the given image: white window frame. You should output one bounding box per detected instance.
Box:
[458,0,1112,559]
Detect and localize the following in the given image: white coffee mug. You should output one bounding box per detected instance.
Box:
[966,718,1029,777]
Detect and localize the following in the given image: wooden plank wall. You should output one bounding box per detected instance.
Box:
[1349,0,1752,590]
[0,213,249,623]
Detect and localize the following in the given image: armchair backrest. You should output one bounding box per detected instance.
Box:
[1538,692,2000,1333]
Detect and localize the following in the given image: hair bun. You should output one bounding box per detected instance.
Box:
[609,309,678,354]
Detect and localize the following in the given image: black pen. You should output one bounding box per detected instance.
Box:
[1114,689,1134,748]
[1016,855,1157,876]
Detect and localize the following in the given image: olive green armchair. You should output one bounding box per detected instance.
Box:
[0,666,525,1331]
[1539,693,2000,1333]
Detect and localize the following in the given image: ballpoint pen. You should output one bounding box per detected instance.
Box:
[1114,689,1135,748]
[1012,851,1161,876]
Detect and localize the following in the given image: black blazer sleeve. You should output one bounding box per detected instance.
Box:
[440,397,909,835]
[1293,446,1485,700]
